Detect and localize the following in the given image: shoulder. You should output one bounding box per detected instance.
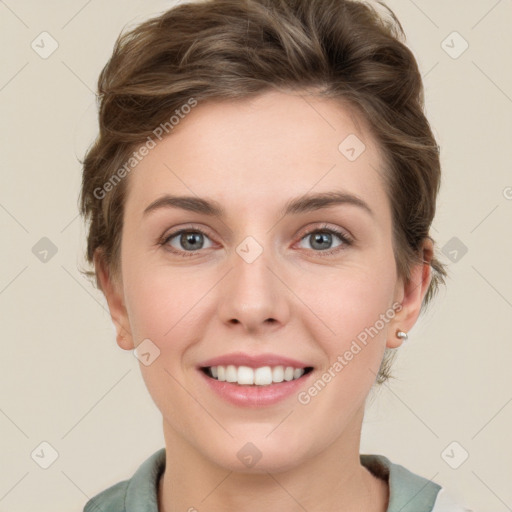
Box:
[431,488,475,512]
[360,453,472,512]
[83,480,129,512]
[82,448,166,512]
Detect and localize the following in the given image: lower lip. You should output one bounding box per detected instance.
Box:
[198,369,313,407]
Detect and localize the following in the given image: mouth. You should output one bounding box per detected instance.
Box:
[200,365,314,386]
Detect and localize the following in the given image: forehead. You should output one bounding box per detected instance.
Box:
[124,90,388,220]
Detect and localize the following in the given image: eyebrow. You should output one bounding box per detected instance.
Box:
[142,191,374,219]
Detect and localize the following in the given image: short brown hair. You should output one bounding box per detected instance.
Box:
[79,0,448,384]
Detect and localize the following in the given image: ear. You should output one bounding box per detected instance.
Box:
[94,248,134,351]
[387,238,433,349]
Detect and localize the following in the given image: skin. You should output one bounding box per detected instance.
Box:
[96,89,433,512]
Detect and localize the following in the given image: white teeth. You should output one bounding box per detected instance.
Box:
[205,365,307,386]
[284,367,294,381]
[225,365,237,383]
[238,366,255,385]
[293,368,303,379]
[254,366,272,386]
[272,366,284,383]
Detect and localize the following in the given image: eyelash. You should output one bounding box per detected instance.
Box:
[159,223,354,258]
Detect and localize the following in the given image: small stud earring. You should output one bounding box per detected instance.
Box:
[396,329,408,341]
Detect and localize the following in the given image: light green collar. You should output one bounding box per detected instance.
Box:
[85,448,441,512]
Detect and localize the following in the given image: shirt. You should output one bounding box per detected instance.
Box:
[83,448,472,512]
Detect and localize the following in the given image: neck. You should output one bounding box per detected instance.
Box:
[158,408,389,512]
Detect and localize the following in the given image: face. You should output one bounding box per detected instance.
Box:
[97,90,431,473]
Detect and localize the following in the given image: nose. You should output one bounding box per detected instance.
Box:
[216,241,291,335]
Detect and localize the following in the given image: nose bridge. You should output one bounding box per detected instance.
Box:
[216,232,290,331]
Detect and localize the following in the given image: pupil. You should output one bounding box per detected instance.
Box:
[182,232,202,250]
[312,232,331,250]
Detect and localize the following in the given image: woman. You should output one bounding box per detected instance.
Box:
[79,0,472,510]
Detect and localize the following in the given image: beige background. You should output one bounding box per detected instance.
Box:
[1,0,511,510]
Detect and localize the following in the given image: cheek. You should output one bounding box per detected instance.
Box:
[302,257,397,374]
[310,265,396,335]
[123,259,211,354]
[124,276,173,342]
[123,266,210,424]
[296,270,396,421]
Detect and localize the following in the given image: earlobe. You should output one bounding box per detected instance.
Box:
[93,248,134,351]
[386,327,408,349]
[116,332,134,351]
[387,240,434,349]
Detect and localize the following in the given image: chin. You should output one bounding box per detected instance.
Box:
[202,431,310,474]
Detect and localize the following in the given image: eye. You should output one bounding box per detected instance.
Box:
[296,224,353,256]
[160,227,214,257]
[159,223,353,258]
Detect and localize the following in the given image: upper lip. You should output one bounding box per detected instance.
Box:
[198,352,313,369]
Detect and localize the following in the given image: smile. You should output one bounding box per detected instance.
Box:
[201,365,314,386]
